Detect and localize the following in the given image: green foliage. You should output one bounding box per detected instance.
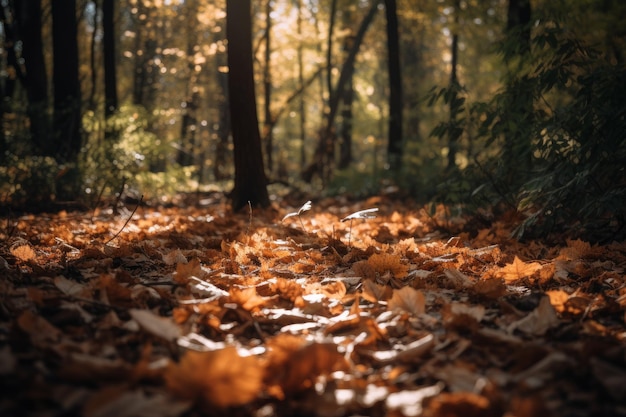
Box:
[82,104,196,201]
[0,154,59,205]
[517,60,626,241]
[437,20,626,241]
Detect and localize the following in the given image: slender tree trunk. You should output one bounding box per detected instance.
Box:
[103,0,118,120]
[15,0,50,155]
[226,0,269,210]
[262,0,273,175]
[384,0,403,169]
[338,9,355,170]
[51,0,82,163]
[447,0,460,172]
[297,0,307,167]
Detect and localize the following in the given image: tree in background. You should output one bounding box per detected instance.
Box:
[384,0,403,170]
[226,0,270,210]
[14,0,50,155]
[103,0,118,122]
[501,0,533,181]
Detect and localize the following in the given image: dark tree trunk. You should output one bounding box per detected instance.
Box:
[51,0,82,163]
[506,0,531,55]
[15,0,50,155]
[226,0,269,210]
[503,0,533,177]
[177,92,198,167]
[384,0,403,169]
[103,0,118,120]
[447,0,460,172]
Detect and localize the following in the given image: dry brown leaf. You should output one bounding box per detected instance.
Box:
[388,286,425,316]
[442,302,485,331]
[129,309,182,341]
[367,253,409,279]
[229,286,268,312]
[266,341,349,397]
[497,256,542,283]
[173,257,204,284]
[164,347,263,408]
[361,278,393,302]
[17,310,62,347]
[508,296,560,336]
[472,278,506,299]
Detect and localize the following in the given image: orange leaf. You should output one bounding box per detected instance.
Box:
[164,347,263,408]
[367,253,408,279]
[497,256,542,283]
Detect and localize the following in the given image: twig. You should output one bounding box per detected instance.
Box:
[91,180,108,221]
[104,194,143,245]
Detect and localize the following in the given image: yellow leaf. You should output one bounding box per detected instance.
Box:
[497,256,542,283]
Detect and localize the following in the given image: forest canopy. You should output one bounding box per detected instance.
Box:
[0,0,624,241]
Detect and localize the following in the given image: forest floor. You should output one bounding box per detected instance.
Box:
[1,193,625,417]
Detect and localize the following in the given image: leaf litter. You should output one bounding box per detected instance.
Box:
[1,196,625,416]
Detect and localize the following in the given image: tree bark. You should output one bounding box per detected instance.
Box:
[51,0,82,163]
[447,0,460,172]
[262,0,273,175]
[503,0,533,177]
[15,0,50,155]
[226,0,270,210]
[103,0,118,120]
[384,0,403,169]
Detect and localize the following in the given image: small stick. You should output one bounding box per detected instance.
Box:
[104,194,143,245]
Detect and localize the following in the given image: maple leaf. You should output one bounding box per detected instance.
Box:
[172,258,204,284]
[388,286,425,316]
[497,256,542,283]
[164,347,263,408]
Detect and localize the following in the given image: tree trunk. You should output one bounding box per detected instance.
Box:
[51,0,82,163]
[15,0,50,155]
[103,0,118,120]
[503,0,533,178]
[384,0,403,169]
[297,0,307,167]
[226,0,270,210]
[447,0,460,172]
[338,8,355,170]
[262,0,273,175]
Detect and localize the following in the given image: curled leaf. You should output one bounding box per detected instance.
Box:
[341,208,379,222]
[282,200,312,221]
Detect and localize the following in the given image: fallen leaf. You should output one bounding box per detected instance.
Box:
[388,286,425,316]
[497,256,542,283]
[508,296,560,336]
[129,309,182,341]
[165,347,263,408]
